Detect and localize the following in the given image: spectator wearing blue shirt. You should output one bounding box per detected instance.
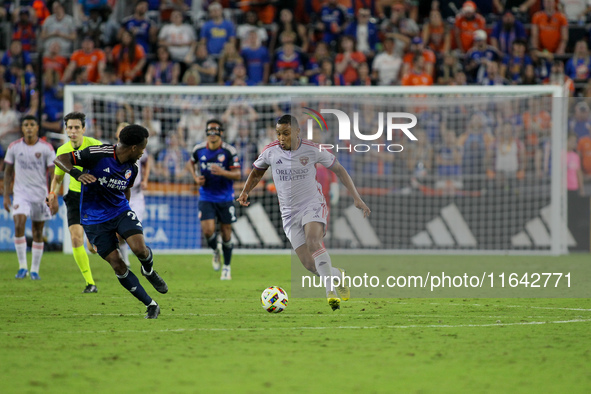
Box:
[0,40,33,82]
[240,30,270,85]
[120,0,157,54]
[317,0,349,48]
[344,8,379,60]
[490,11,526,56]
[464,30,501,83]
[155,133,191,182]
[565,40,591,83]
[76,0,109,19]
[500,38,533,84]
[200,2,236,58]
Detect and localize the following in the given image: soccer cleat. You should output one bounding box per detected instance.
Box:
[145,303,160,319]
[83,284,98,293]
[30,272,41,280]
[15,268,28,279]
[327,291,341,311]
[141,267,168,294]
[212,243,222,271]
[334,268,350,301]
[220,265,231,280]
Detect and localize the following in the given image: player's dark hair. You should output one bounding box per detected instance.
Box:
[277,114,299,130]
[206,119,224,131]
[64,112,86,128]
[119,124,149,146]
[21,114,37,125]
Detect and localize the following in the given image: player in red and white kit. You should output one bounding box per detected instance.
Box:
[237,115,370,310]
[3,115,56,280]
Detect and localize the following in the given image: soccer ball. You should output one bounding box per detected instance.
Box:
[261,286,289,313]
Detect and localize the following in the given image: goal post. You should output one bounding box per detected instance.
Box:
[62,85,568,255]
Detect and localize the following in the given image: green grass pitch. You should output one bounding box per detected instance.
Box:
[1,252,590,393]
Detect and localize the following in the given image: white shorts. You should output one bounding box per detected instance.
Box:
[283,202,328,250]
[11,197,52,222]
[129,194,145,223]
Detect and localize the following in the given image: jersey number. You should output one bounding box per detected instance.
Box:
[128,211,143,228]
[229,205,236,221]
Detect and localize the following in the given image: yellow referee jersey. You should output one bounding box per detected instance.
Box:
[55,136,102,193]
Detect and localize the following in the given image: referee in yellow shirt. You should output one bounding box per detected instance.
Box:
[46,112,101,293]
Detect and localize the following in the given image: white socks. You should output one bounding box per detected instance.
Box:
[312,247,335,296]
[31,241,44,273]
[15,236,27,270]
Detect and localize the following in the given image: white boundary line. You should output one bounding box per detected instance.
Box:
[2,319,590,335]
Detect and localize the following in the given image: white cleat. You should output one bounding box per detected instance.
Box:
[220,265,231,280]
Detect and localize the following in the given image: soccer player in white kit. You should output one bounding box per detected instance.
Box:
[3,115,56,280]
[237,115,371,310]
[116,122,151,267]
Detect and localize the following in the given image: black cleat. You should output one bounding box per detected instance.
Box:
[141,267,168,294]
[83,284,98,293]
[145,303,160,319]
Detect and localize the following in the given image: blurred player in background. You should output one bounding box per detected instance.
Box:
[187,119,241,280]
[115,122,151,268]
[47,112,101,293]
[54,125,167,319]
[238,114,371,311]
[3,115,55,280]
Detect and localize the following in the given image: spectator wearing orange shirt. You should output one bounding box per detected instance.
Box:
[62,36,106,84]
[577,129,591,175]
[335,35,366,85]
[531,0,568,55]
[454,1,486,53]
[110,30,146,83]
[42,41,69,79]
[402,37,435,79]
[402,55,433,86]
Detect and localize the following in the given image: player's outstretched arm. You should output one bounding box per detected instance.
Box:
[54,153,96,185]
[329,160,371,218]
[237,167,266,206]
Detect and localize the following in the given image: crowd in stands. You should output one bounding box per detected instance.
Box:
[0,0,589,191]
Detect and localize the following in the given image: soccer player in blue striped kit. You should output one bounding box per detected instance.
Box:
[188,119,241,280]
[54,124,167,319]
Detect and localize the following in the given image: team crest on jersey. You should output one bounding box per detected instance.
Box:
[299,156,309,166]
[125,169,132,179]
[35,152,41,159]
[217,154,225,162]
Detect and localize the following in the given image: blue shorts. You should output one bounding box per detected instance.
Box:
[83,210,143,259]
[199,200,237,224]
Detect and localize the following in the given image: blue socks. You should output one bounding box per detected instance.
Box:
[138,246,154,274]
[117,269,152,306]
[222,240,233,266]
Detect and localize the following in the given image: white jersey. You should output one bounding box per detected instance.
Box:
[130,151,148,198]
[4,138,55,202]
[253,139,336,219]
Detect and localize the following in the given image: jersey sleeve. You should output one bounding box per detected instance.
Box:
[45,144,56,168]
[253,149,270,170]
[128,163,139,189]
[4,145,14,165]
[316,148,336,169]
[71,146,102,169]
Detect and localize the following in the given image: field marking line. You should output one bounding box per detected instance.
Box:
[429,303,591,312]
[2,319,590,335]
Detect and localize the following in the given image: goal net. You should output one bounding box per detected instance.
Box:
[62,85,568,255]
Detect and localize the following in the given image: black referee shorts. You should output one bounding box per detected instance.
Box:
[64,191,81,227]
